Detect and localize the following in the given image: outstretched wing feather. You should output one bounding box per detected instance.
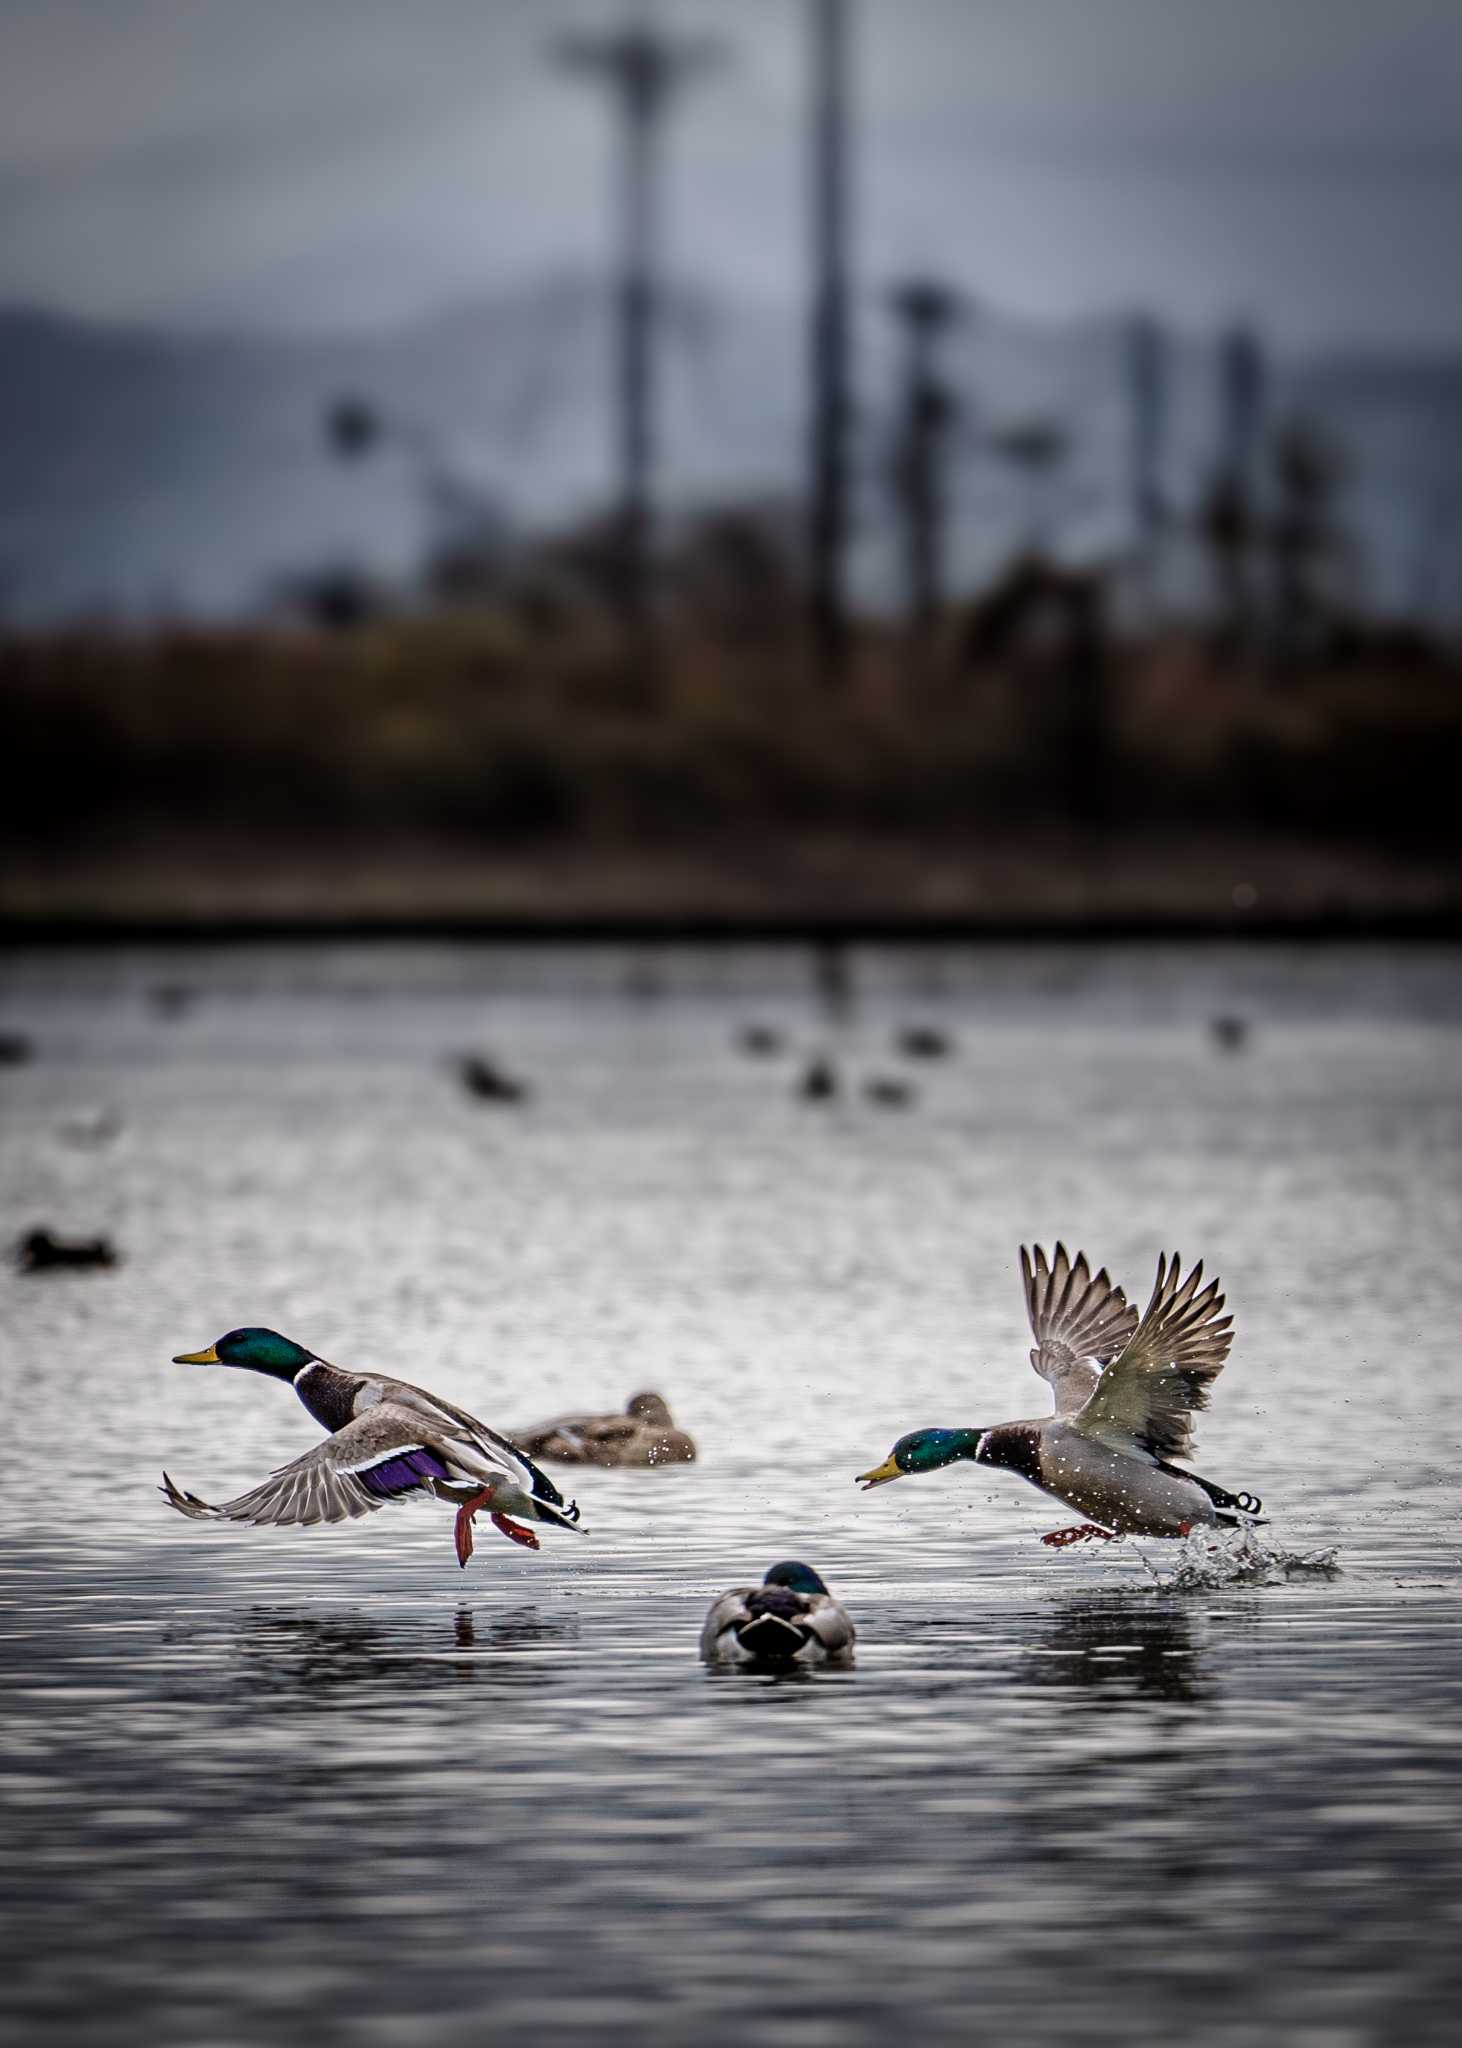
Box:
[1071,1251,1234,1461]
[1021,1242,1140,1416]
[160,1406,459,1528]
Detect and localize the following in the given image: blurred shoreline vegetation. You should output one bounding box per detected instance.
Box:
[4,533,1460,921]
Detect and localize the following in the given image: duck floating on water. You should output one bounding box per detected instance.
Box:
[456,1053,530,1105]
[856,1244,1262,1544]
[797,1055,839,1102]
[16,1226,119,1273]
[701,1562,855,1665]
[510,1391,696,1468]
[162,1327,583,1567]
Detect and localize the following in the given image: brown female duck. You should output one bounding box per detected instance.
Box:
[510,1391,696,1468]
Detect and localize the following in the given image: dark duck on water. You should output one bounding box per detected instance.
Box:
[161,1327,584,1566]
[856,1245,1263,1544]
[700,1562,855,1666]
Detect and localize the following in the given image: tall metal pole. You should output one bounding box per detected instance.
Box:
[1126,312,1168,620]
[808,0,852,686]
[557,16,719,646]
[1218,324,1265,486]
[1205,323,1266,656]
[888,279,961,647]
[618,38,657,641]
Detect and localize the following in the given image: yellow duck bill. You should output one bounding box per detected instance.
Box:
[172,1344,220,1365]
[855,1456,905,1489]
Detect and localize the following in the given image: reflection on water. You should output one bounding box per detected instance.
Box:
[3,942,1462,2045]
[1016,1596,1209,1706]
[160,1602,583,1711]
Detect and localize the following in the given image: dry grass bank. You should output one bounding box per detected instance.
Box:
[3,611,1459,919]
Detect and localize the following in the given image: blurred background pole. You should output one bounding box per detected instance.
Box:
[1219,325,1265,488]
[808,0,852,687]
[1126,312,1168,624]
[1203,323,1266,658]
[888,280,962,657]
[620,32,656,648]
[557,10,721,655]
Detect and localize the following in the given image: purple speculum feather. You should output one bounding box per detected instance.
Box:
[356,1448,452,1499]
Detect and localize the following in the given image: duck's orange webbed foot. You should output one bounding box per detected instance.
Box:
[1041,1523,1116,1548]
[453,1486,496,1569]
[491,1512,540,1551]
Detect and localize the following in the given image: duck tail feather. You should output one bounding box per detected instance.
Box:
[531,1493,587,1534]
[735,1612,811,1661]
[1176,1468,1264,1519]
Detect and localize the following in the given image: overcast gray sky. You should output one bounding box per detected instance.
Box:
[2,0,1460,350]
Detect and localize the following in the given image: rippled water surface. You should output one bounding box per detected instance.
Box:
[3,942,1462,2046]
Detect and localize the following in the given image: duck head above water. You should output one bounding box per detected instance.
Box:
[172,1327,317,1381]
[856,1427,987,1489]
[761,1560,830,1595]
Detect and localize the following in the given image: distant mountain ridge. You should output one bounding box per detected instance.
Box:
[1,279,1457,624]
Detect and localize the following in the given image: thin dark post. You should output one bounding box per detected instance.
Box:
[1203,324,1266,656]
[1126,312,1168,620]
[618,38,657,642]
[557,17,719,645]
[1219,325,1265,483]
[809,0,852,685]
[889,279,962,649]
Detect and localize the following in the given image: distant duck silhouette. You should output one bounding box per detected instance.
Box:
[623,961,664,1003]
[1209,1015,1250,1054]
[510,1392,696,1468]
[797,1056,839,1102]
[456,1054,530,1104]
[865,1075,915,1109]
[701,1562,855,1666]
[17,1227,119,1273]
[737,1023,784,1058]
[147,984,197,1020]
[896,1024,952,1061]
[812,941,852,1016]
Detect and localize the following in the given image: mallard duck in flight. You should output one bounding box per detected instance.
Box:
[856,1244,1262,1543]
[162,1327,584,1567]
[700,1562,855,1665]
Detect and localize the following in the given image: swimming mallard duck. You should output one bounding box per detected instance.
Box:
[856,1244,1262,1543]
[161,1327,584,1567]
[509,1391,696,1468]
[700,1562,855,1665]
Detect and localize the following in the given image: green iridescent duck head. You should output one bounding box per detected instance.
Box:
[172,1327,317,1381]
[761,1561,830,1595]
[855,1427,987,1490]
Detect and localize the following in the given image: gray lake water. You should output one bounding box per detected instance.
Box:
[2,941,1461,2047]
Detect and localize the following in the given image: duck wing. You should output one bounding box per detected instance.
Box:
[801,1593,856,1659]
[376,1377,579,1520]
[1021,1243,1140,1416]
[1070,1252,1234,1462]
[700,1586,757,1659]
[160,1402,469,1527]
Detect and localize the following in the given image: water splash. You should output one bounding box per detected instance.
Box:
[1129,1523,1342,1592]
